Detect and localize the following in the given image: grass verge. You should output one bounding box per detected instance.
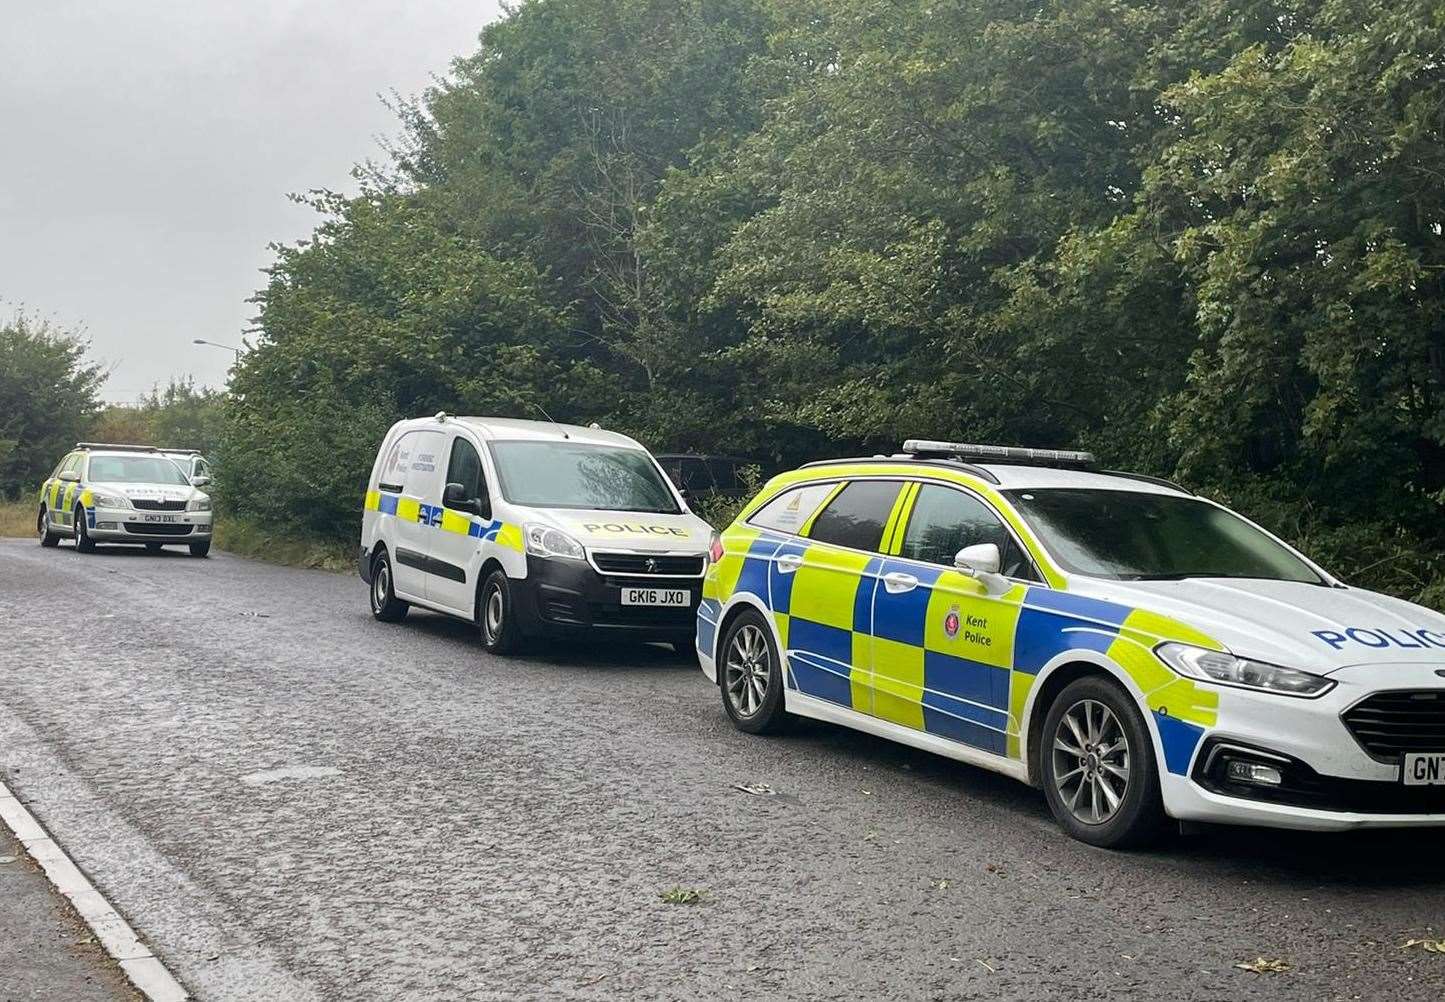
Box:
[0,498,36,538]
[212,515,354,572]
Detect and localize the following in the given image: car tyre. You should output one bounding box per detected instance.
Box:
[74,507,96,553]
[189,540,211,558]
[478,569,523,655]
[1041,676,1166,849]
[718,609,790,735]
[38,506,60,548]
[369,550,409,623]
[146,542,163,553]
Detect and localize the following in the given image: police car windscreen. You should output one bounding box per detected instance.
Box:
[88,456,191,485]
[1004,489,1322,583]
[489,441,680,513]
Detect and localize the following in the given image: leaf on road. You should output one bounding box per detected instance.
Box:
[1400,939,1445,954]
[660,887,705,905]
[732,782,776,797]
[1235,957,1291,974]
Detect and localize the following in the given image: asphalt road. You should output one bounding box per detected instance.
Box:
[2,537,1445,1001]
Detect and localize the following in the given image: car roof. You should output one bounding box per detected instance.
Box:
[396,415,646,451]
[796,458,1191,496]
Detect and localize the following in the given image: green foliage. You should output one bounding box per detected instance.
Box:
[227,0,1445,605]
[91,379,225,454]
[0,312,105,497]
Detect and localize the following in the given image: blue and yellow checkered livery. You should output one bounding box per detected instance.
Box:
[365,489,524,551]
[700,462,1221,776]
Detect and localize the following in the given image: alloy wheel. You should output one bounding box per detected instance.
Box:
[1051,698,1131,825]
[724,624,770,717]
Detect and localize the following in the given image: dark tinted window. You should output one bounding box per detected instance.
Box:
[806,480,902,552]
[900,485,1038,580]
[680,457,713,491]
[1005,488,1322,583]
[445,436,485,503]
[707,459,743,491]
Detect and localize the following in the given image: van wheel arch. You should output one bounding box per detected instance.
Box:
[474,557,506,619]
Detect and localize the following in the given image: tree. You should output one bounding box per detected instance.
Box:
[0,312,105,497]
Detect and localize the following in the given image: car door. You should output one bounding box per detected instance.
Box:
[784,479,904,714]
[427,431,494,616]
[390,429,447,601]
[870,481,1036,757]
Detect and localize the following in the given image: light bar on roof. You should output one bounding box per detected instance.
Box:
[901,440,1097,466]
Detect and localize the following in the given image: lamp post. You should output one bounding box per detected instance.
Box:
[192,338,243,360]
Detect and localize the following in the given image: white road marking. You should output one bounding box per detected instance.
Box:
[0,777,190,1002]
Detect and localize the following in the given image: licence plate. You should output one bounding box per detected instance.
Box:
[142,514,179,523]
[621,588,689,607]
[1403,753,1445,786]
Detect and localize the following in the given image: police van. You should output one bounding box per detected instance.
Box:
[37,443,214,555]
[698,441,1445,847]
[359,415,714,653]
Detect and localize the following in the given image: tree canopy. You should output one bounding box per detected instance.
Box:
[225,0,1445,605]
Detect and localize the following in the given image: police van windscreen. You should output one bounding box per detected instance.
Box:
[88,456,191,485]
[489,441,681,513]
[1004,488,1322,583]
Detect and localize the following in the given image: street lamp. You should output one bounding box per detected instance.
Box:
[192,338,243,360]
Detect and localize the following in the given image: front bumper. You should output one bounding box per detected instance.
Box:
[513,554,701,639]
[1159,663,1445,830]
[88,506,212,543]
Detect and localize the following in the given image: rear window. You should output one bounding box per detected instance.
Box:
[806,480,903,552]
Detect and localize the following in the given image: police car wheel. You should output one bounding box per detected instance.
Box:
[1041,676,1165,849]
[369,551,409,623]
[478,569,522,654]
[719,610,789,735]
[189,541,211,558]
[74,507,95,553]
[38,507,60,548]
[145,542,163,553]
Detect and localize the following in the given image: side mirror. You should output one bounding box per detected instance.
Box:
[443,482,483,517]
[954,543,1001,576]
[191,475,211,487]
[58,470,80,483]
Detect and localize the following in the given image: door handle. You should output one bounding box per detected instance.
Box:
[882,572,919,594]
[776,553,804,574]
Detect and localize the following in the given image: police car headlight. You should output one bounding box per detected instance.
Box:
[188,496,212,512]
[90,491,130,509]
[525,524,585,561]
[1155,643,1335,698]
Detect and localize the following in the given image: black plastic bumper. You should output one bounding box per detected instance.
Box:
[512,554,699,640]
[1192,738,1445,815]
[358,546,372,584]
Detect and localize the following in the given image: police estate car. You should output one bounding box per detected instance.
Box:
[697,441,1445,847]
[37,443,214,556]
[360,415,714,653]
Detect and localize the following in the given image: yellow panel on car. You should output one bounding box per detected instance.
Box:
[789,546,874,631]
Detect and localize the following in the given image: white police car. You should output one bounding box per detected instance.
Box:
[359,415,714,653]
[698,441,1445,846]
[37,443,214,556]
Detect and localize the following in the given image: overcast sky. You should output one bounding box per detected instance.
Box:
[1,1,503,402]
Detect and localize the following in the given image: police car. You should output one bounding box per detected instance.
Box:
[37,443,214,556]
[359,415,714,653]
[697,441,1445,847]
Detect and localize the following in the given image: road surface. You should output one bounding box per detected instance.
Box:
[2,537,1444,1000]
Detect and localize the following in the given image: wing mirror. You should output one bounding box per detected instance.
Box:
[190,475,211,487]
[443,482,489,519]
[954,543,1010,594]
[58,470,80,483]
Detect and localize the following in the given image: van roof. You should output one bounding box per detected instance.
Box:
[401,415,646,451]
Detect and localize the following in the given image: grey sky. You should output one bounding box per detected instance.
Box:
[1,1,502,402]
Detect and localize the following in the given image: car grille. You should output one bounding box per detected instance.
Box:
[131,499,188,511]
[123,521,194,536]
[1342,690,1445,762]
[591,552,704,576]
